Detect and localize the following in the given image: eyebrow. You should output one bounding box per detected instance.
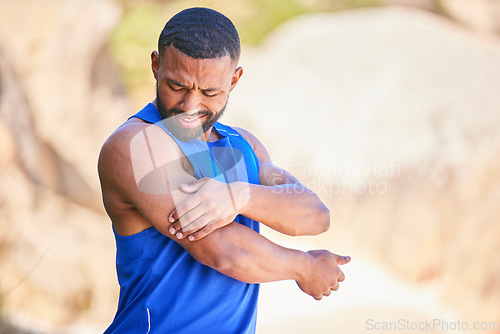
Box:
[166,79,221,93]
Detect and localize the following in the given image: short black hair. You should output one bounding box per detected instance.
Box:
[158,7,240,62]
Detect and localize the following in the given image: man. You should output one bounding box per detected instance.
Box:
[98,7,350,334]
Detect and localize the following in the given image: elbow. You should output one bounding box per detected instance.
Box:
[320,205,330,233]
[291,204,330,236]
[310,204,330,235]
[308,191,330,235]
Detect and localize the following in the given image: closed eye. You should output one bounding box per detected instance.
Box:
[168,84,184,92]
[202,91,218,97]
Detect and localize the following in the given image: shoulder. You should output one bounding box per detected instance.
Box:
[98,119,181,186]
[230,126,256,146]
[229,126,272,164]
[100,119,179,159]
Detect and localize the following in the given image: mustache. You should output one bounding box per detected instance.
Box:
[167,108,212,118]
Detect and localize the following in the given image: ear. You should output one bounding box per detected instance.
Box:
[229,66,243,92]
[151,51,160,81]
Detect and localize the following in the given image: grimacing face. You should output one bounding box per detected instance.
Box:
[151,46,243,142]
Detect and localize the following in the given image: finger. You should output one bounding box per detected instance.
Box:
[338,269,345,282]
[169,197,201,227]
[169,221,180,236]
[332,254,351,265]
[168,217,193,236]
[180,214,213,236]
[169,204,206,237]
[168,208,177,224]
[186,222,219,241]
[313,294,323,301]
[331,282,340,291]
[323,290,332,297]
[179,177,209,193]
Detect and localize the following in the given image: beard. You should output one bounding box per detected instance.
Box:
[156,85,227,142]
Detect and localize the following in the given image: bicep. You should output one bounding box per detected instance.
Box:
[101,125,195,234]
[259,163,301,186]
[232,127,299,186]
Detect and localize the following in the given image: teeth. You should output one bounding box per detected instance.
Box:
[180,115,202,122]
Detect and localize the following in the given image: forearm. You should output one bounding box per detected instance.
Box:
[188,221,310,284]
[183,221,350,301]
[237,182,330,236]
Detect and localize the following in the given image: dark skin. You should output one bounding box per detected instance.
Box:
[98,46,350,300]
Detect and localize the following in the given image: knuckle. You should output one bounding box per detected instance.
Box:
[205,200,215,210]
[214,207,224,217]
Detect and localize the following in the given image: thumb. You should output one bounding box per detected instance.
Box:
[332,254,351,265]
[179,177,209,193]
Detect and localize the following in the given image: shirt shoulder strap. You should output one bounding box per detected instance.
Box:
[128,103,162,124]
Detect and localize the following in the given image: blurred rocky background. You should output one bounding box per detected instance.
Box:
[0,0,499,333]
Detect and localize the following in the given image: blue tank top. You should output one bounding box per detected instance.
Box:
[104,103,261,334]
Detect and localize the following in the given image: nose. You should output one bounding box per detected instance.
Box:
[179,91,201,115]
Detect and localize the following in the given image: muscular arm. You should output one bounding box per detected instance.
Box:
[170,127,330,238]
[98,121,347,299]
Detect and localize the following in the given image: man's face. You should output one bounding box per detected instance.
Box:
[152,46,242,142]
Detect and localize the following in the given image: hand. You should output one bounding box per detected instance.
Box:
[296,251,350,300]
[168,178,249,241]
